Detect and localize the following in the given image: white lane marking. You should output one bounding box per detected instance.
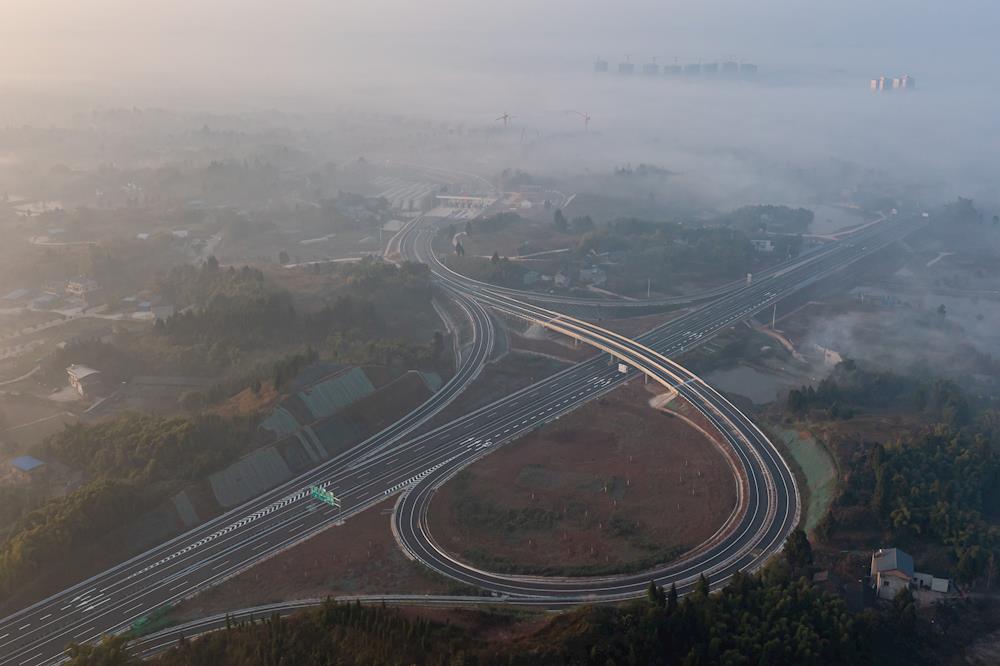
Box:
[168,580,188,592]
[125,602,145,614]
[39,614,51,620]
[287,521,305,533]
[18,623,30,630]
[75,627,96,640]
[84,597,111,611]
[0,633,7,640]
[212,559,230,570]
[251,541,269,551]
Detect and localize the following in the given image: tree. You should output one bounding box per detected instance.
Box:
[783,528,813,571]
[993,215,999,227]
[431,331,445,360]
[65,634,140,665]
[491,251,500,264]
[937,303,947,317]
[891,587,918,636]
[465,221,472,235]
[205,255,219,272]
[666,582,678,612]
[553,208,568,232]
[647,580,659,605]
[278,250,290,265]
[454,240,465,256]
[695,572,710,598]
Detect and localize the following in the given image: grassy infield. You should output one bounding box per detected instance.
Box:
[775,427,837,533]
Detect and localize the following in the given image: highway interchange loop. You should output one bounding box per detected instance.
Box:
[0,207,918,665]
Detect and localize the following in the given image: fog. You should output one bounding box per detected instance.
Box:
[2,1,999,208]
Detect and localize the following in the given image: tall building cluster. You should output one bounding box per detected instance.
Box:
[595,58,757,79]
[870,74,916,91]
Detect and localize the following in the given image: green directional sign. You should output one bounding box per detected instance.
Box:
[310,485,341,508]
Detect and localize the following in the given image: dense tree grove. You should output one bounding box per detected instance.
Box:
[717,205,814,234]
[824,423,1000,584]
[67,554,931,666]
[148,258,438,374]
[795,361,1000,583]
[0,414,255,594]
[787,360,970,425]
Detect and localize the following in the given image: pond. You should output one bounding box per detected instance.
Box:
[703,364,801,405]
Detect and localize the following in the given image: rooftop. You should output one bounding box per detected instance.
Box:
[872,548,914,577]
[67,364,101,381]
[11,455,45,472]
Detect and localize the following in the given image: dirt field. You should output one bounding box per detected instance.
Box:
[169,498,457,623]
[601,310,685,339]
[427,382,739,576]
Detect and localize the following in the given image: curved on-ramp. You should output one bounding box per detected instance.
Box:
[391,295,799,602]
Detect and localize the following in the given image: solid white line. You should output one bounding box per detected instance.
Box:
[39,614,51,620]
[251,541,269,551]
[18,623,30,630]
[168,581,188,592]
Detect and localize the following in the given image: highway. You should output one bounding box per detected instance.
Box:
[0,206,916,664]
[0,284,498,665]
[387,213,914,600]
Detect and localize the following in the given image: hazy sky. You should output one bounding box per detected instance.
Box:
[3,1,997,92]
[2,1,997,209]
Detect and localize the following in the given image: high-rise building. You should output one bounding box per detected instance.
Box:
[594,59,609,73]
[618,61,635,76]
[870,74,914,91]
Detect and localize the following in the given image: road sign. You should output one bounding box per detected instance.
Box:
[309,486,341,508]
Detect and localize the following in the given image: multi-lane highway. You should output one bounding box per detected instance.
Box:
[0,285,498,665]
[388,213,915,600]
[0,206,917,664]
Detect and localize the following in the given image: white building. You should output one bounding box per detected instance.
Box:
[67,364,104,398]
[870,548,951,601]
[66,277,100,299]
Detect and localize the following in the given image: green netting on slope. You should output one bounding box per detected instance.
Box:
[259,405,301,437]
[418,371,443,392]
[298,367,376,421]
[312,416,363,454]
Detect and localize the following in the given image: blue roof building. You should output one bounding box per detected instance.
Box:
[10,455,46,479]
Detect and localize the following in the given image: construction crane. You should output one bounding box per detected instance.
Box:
[570,110,591,131]
[496,112,514,128]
